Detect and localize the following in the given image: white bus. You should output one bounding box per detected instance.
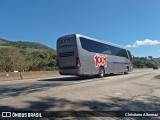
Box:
[57,34,133,77]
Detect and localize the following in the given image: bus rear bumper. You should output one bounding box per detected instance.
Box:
[59,68,81,75]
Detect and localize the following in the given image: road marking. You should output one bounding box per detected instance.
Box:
[114,92,120,95]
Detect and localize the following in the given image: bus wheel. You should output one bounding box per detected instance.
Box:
[99,67,105,78]
[124,67,129,74]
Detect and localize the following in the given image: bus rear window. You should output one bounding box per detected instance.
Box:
[57,35,75,48]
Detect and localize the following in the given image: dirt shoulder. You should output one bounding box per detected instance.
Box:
[0,70,60,82]
[0,68,153,82]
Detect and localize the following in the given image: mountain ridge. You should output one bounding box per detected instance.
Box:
[0,38,55,51]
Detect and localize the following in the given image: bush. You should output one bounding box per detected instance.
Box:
[32,66,41,71]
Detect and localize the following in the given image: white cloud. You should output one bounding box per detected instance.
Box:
[126,39,160,48]
[135,39,160,46]
[126,45,138,48]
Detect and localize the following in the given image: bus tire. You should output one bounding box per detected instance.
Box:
[124,66,129,74]
[99,67,105,78]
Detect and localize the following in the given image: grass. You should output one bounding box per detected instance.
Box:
[25,48,56,54]
[25,48,44,53]
[155,75,160,79]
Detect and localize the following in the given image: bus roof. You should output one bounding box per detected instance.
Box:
[75,34,127,49]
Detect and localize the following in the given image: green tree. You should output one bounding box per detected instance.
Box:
[0,47,27,72]
[148,56,153,60]
[132,56,158,68]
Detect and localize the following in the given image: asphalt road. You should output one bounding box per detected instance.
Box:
[0,69,160,118]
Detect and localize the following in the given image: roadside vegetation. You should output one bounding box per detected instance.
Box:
[0,38,57,72]
[132,56,160,68]
[155,75,160,80]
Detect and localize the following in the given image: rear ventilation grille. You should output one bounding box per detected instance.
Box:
[59,51,74,57]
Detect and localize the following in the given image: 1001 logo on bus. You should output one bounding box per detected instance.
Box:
[94,54,108,67]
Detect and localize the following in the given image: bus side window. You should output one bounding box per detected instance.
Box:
[102,50,111,55]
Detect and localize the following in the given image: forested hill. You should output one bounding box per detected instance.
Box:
[0,38,57,72]
[0,38,55,51]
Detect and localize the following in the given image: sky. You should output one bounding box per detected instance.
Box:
[0,0,160,57]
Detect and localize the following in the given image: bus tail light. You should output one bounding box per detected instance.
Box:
[76,57,80,67]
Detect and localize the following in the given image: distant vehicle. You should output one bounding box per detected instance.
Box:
[153,66,158,70]
[56,34,133,77]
